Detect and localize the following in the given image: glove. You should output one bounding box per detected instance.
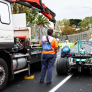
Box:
[74,42,77,45]
[58,41,60,43]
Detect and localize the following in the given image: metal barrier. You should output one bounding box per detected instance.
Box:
[60,41,92,46]
[31,24,48,42]
[61,29,92,41]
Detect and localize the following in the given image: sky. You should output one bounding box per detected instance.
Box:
[42,0,92,22]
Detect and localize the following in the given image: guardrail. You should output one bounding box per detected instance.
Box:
[60,41,92,45]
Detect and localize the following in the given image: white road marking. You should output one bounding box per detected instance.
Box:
[49,74,73,92]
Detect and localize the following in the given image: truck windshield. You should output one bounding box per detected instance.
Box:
[0,2,10,24]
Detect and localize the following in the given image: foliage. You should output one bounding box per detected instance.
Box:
[62,19,70,26]
[11,3,39,26]
[11,3,51,42]
[55,17,92,36]
[11,3,50,28]
[78,19,89,28]
[31,35,35,39]
[78,17,92,31]
[61,25,71,35]
[26,8,38,25]
[55,20,62,32]
[89,16,92,24]
[52,33,60,38]
[55,19,70,36]
[36,14,50,28]
[87,26,90,30]
[80,27,82,31]
[69,19,82,27]
[71,24,76,34]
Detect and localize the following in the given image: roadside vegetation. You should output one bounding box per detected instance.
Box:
[11,3,51,40]
[11,3,92,39]
[54,17,92,38]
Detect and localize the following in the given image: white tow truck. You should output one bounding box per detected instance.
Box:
[0,0,56,90]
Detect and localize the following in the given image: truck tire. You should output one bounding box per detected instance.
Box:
[0,58,8,91]
[56,57,68,75]
[89,68,92,76]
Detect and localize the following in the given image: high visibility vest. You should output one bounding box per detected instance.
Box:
[62,42,70,48]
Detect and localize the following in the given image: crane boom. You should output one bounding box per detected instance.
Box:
[6,0,56,23]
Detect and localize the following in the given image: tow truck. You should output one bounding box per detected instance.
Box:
[0,0,56,90]
[56,38,92,75]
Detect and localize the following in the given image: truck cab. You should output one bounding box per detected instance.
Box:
[0,0,41,90]
[0,0,14,49]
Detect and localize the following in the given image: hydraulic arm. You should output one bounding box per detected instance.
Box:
[6,0,56,23]
[77,38,83,53]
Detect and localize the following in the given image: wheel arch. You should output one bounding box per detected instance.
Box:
[0,50,14,81]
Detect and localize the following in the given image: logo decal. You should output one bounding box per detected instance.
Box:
[5,35,13,40]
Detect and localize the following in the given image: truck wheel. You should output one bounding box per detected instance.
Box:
[56,57,68,75]
[0,58,8,91]
[89,68,92,76]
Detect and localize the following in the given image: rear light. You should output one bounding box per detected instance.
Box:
[28,55,30,56]
[70,54,72,56]
[28,61,30,63]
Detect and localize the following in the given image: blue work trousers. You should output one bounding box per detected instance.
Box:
[61,49,70,58]
[40,54,55,82]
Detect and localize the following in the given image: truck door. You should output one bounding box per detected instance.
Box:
[0,0,14,49]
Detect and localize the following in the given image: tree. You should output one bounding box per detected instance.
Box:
[34,14,50,41]
[26,8,38,26]
[71,24,76,34]
[52,33,60,38]
[55,20,63,31]
[62,19,70,26]
[36,14,50,27]
[61,25,71,36]
[55,20,62,36]
[69,19,82,27]
[88,16,92,28]
[11,3,39,26]
[78,17,90,31]
[55,19,70,36]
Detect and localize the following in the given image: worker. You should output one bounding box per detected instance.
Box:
[58,38,77,58]
[40,28,58,84]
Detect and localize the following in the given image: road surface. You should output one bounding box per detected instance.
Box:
[2,44,92,92]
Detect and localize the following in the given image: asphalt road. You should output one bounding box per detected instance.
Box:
[2,44,92,92]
